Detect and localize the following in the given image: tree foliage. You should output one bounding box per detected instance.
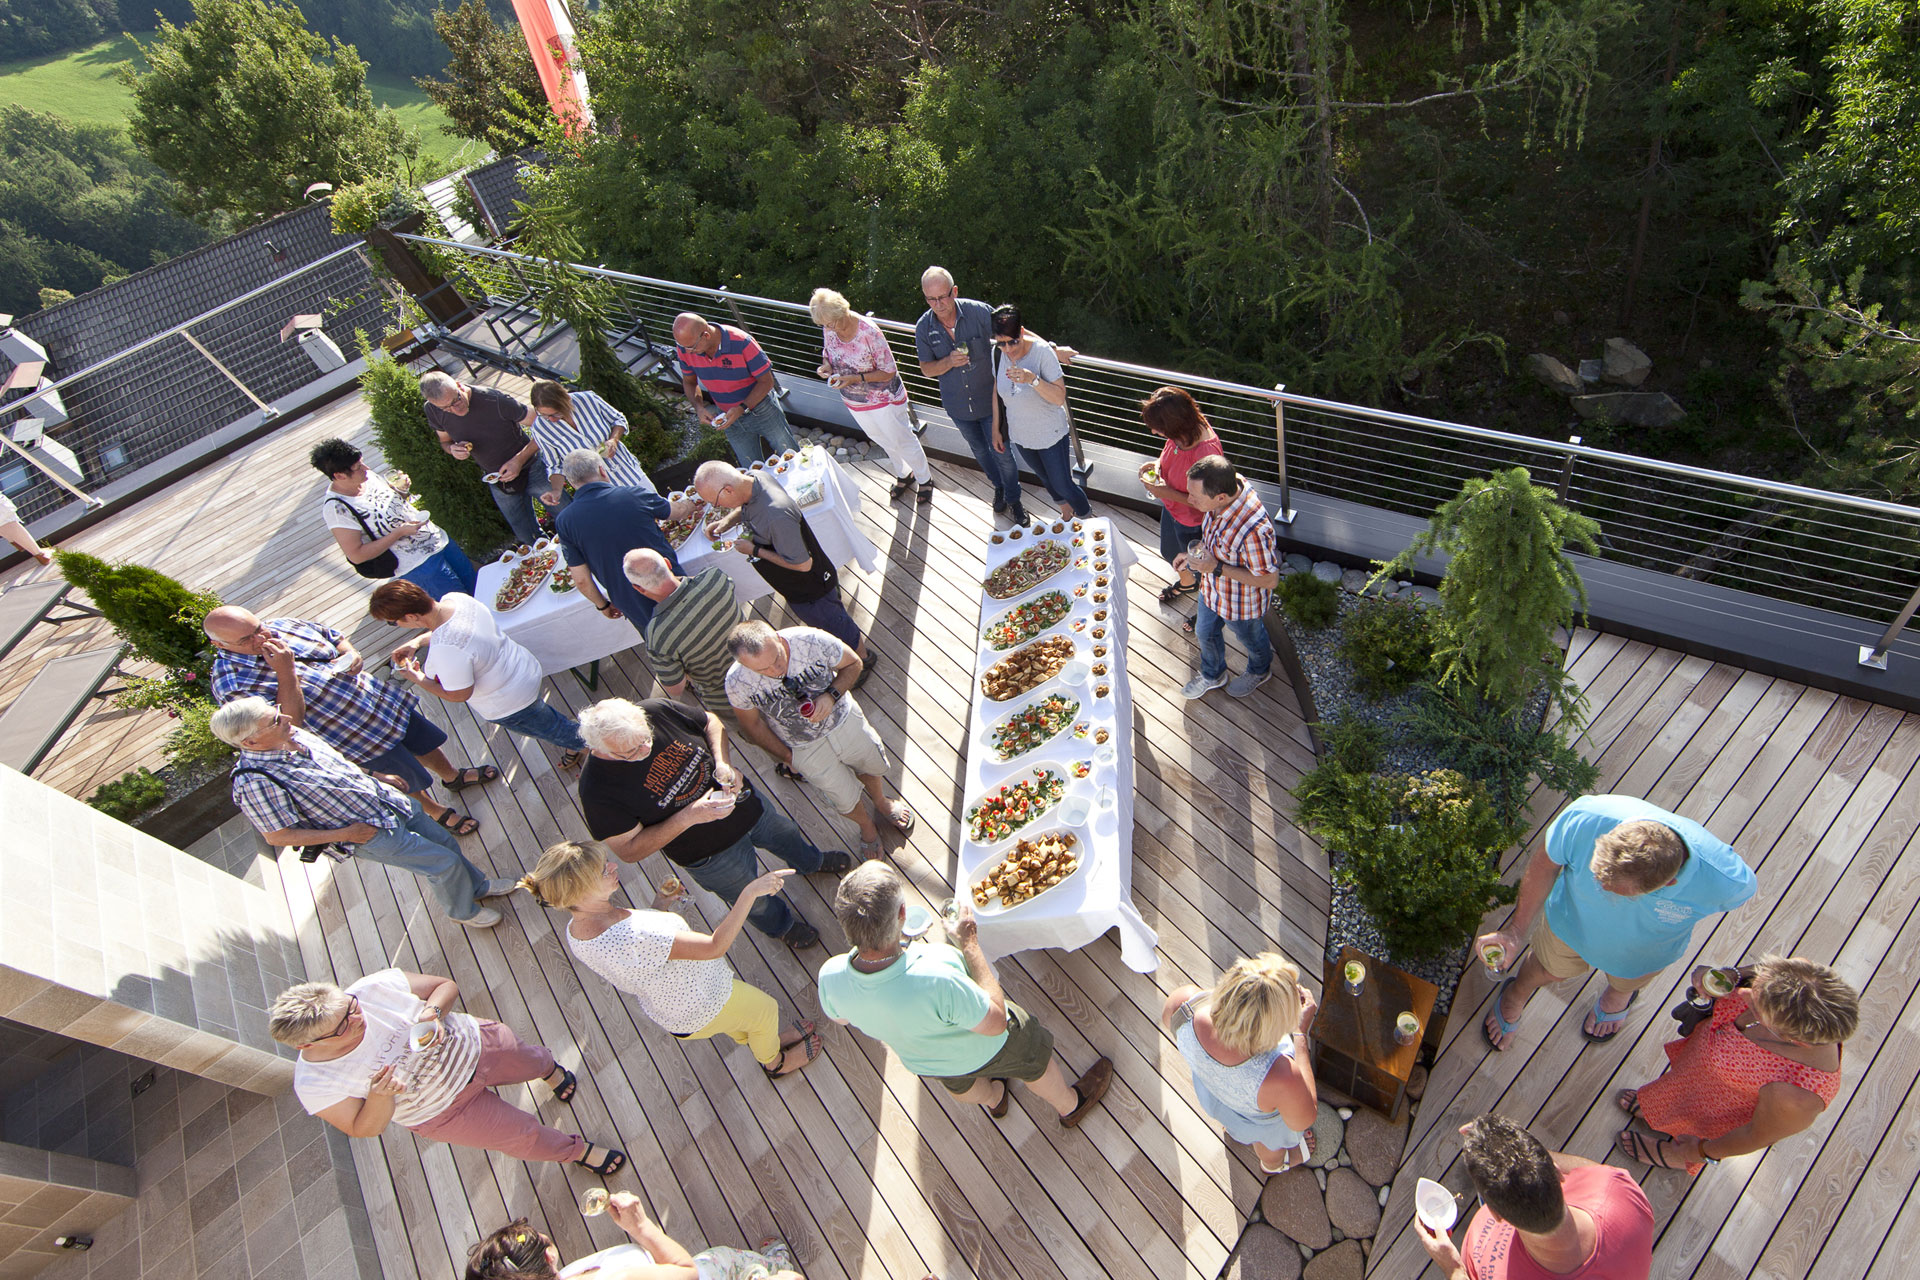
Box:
[52,551,220,675]
[122,0,417,225]
[414,0,545,150]
[355,343,512,556]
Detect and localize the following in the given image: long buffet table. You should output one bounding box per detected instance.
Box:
[959,516,1160,972]
[472,447,879,676]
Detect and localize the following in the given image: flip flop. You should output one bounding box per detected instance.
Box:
[1481,976,1526,1052]
[886,802,915,835]
[1615,1087,1641,1119]
[1615,1125,1690,1170]
[1581,987,1641,1043]
[858,837,885,862]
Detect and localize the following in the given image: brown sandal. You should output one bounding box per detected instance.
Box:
[765,1031,823,1078]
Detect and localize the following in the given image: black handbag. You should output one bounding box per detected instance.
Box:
[329,497,400,578]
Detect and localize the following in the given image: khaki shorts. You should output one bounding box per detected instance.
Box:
[1528,915,1662,991]
[934,1001,1055,1094]
[789,699,890,814]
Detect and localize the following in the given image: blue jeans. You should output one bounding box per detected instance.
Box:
[1014,438,1092,518]
[950,414,1020,509]
[680,798,826,938]
[356,798,491,922]
[1159,507,1201,569]
[723,397,799,467]
[399,541,478,600]
[362,708,451,795]
[489,455,553,545]
[1195,599,1273,682]
[490,697,585,751]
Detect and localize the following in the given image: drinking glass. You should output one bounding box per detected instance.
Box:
[1394,1012,1421,1045]
[580,1188,610,1217]
[1342,960,1366,998]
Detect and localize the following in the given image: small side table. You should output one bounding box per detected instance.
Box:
[1311,946,1439,1121]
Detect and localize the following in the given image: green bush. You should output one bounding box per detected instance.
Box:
[1338,595,1433,698]
[1316,712,1387,774]
[1277,570,1339,630]
[1402,686,1599,826]
[162,699,235,774]
[357,345,512,558]
[1295,765,1520,960]
[88,767,168,822]
[52,552,218,676]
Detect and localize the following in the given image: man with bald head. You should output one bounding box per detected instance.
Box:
[914,266,1021,518]
[694,460,871,673]
[672,312,798,466]
[206,605,494,835]
[624,549,744,719]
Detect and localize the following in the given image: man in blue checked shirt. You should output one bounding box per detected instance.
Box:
[206,605,498,836]
[209,698,515,928]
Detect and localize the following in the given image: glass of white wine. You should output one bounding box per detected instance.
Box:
[580,1187,610,1217]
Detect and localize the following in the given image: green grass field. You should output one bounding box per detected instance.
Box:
[0,35,470,165]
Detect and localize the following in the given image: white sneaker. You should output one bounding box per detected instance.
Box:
[1227,670,1272,698]
[1180,672,1229,700]
[478,878,518,899]
[460,907,503,928]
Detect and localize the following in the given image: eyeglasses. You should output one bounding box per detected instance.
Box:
[317,997,359,1041]
[924,289,954,304]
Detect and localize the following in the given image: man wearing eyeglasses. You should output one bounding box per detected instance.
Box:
[914,266,1023,519]
[671,312,800,467]
[419,371,547,546]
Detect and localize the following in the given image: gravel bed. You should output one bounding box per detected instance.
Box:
[1287,593,1438,777]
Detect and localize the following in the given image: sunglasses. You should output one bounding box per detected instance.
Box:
[992,338,1018,348]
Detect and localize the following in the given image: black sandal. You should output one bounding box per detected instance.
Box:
[890,476,917,501]
[575,1142,627,1176]
[545,1064,578,1104]
[1158,580,1197,604]
[774,761,804,782]
[433,808,480,836]
[987,1079,1012,1119]
[764,1031,822,1078]
[814,850,854,875]
[446,764,501,791]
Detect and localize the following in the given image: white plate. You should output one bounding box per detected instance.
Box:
[1415,1178,1458,1231]
[966,827,1090,918]
[977,688,1086,763]
[962,767,1071,850]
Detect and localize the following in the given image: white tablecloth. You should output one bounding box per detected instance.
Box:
[473,551,638,677]
[669,447,880,602]
[959,517,1159,972]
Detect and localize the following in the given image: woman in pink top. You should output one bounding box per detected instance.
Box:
[811,287,932,503]
[1137,387,1226,614]
[1616,954,1855,1173]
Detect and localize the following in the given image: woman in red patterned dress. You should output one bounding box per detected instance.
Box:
[1615,955,1857,1173]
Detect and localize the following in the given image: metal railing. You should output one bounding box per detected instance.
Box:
[0,246,392,523]
[405,234,1920,666]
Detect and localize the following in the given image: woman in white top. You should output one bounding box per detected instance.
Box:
[268,968,628,1176]
[517,840,822,1077]
[809,287,932,504]
[309,437,478,599]
[369,579,587,768]
[528,381,658,507]
[465,1198,803,1280]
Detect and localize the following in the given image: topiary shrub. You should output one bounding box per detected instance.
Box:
[357,344,512,558]
[1276,570,1339,630]
[1402,685,1599,826]
[1338,594,1434,698]
[88,767,168,822]
[1295,765,1520,960]
[53,552,219,676]
[162,700,236,774]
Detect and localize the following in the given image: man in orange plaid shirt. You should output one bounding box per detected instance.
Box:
[1174,456,1280,699]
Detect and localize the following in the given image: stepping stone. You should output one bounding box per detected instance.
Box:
[1225,1223,1303,1280]
[1260,1166,1330,1249]
[1344,1107,1409,1187]
[1303,1239,1365,1280]
[1307,1100,1343,1168]
[1325,1167,1382,1239]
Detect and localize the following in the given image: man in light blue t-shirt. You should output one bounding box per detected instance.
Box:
[1479,794,1757,1050]
[818,863,1112,1125]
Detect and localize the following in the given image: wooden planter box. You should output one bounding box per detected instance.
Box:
[130,764,238,852]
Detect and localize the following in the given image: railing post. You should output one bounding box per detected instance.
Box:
[1271,384,1296,524]
[1558,435,1582,501]
[718,285,747,329]
[1860,583,1920,669]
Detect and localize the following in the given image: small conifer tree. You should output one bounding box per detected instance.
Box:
[54,552,219,675]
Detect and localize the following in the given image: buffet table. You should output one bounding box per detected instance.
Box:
[958,516,1159,972]
[473,548,636,678]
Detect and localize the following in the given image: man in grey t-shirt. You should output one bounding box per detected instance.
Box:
[420,371,548,544]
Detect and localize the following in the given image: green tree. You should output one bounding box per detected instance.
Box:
[51,552,220,676]
[356,344,512,556]
[122,0,417,224]
[415,0,546,149]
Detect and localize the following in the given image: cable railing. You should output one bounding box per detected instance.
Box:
[405,234,1920,666]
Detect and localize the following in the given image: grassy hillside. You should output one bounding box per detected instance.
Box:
[0,33,470,165]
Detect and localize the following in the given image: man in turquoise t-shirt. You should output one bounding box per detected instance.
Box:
[1479,794,1757,1049]
[818,863,1112,1124]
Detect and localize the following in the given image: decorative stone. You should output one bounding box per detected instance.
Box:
[1406,1064,1429,1101]
[1285,552,1315,575]
[1339,569,1369,595]
[1377,1185,1391,1206]
[1330,1229,1345,1244]
[1578,358,1603,384]
[1224,1223,1303,1280]
[834,447,850,457]
[1312,561,1343,584]
[1337,1108,1353,1120]
[1337,1152,1351,1166]
[1316,1169,1328,1191]
[1524,354,1583,396]
[1344,1107,1409,1187]
[1408,585,1441,606]
[1602,337,1653,386]
[1571,391,1685,428]
[1260,1166,1331,1250]
[1306,1100,1343,1168]
[1302,1239,1365,1280]
[1326,1168,1382,1238]
[1552,310,1572,326]
[1300,1244,1315,1262]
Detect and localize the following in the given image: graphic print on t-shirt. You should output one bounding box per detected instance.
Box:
[645,738,712,808]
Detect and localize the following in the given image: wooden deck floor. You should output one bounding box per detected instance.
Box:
[4,378,1917,1280]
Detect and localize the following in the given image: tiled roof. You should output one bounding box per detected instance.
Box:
[462,151,545,239]
[0,204,388,522]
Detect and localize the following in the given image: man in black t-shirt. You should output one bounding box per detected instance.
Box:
[574,697,851,949]
[420,371,549,545]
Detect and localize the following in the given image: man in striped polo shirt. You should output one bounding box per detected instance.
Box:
[624,549,744,720]
[673,312,800,466]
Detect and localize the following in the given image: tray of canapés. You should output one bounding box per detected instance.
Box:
[979,634,1078,702]
[981,589,1074,650]
[982,691,1081,762]
[660,495,712,550]
[493,541,559,611]
[965,766,1068,846]
[983,537,1073,599]
[969,830,1083,914]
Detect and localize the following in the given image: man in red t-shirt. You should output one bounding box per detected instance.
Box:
[1414,1113,1653,1280]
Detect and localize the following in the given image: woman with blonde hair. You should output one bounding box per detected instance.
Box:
[527,380,658,508]
[1615,954,1856,1173]
[1161,953,1319,1173]
[517,840,822,1077]
[810,287,932,503]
